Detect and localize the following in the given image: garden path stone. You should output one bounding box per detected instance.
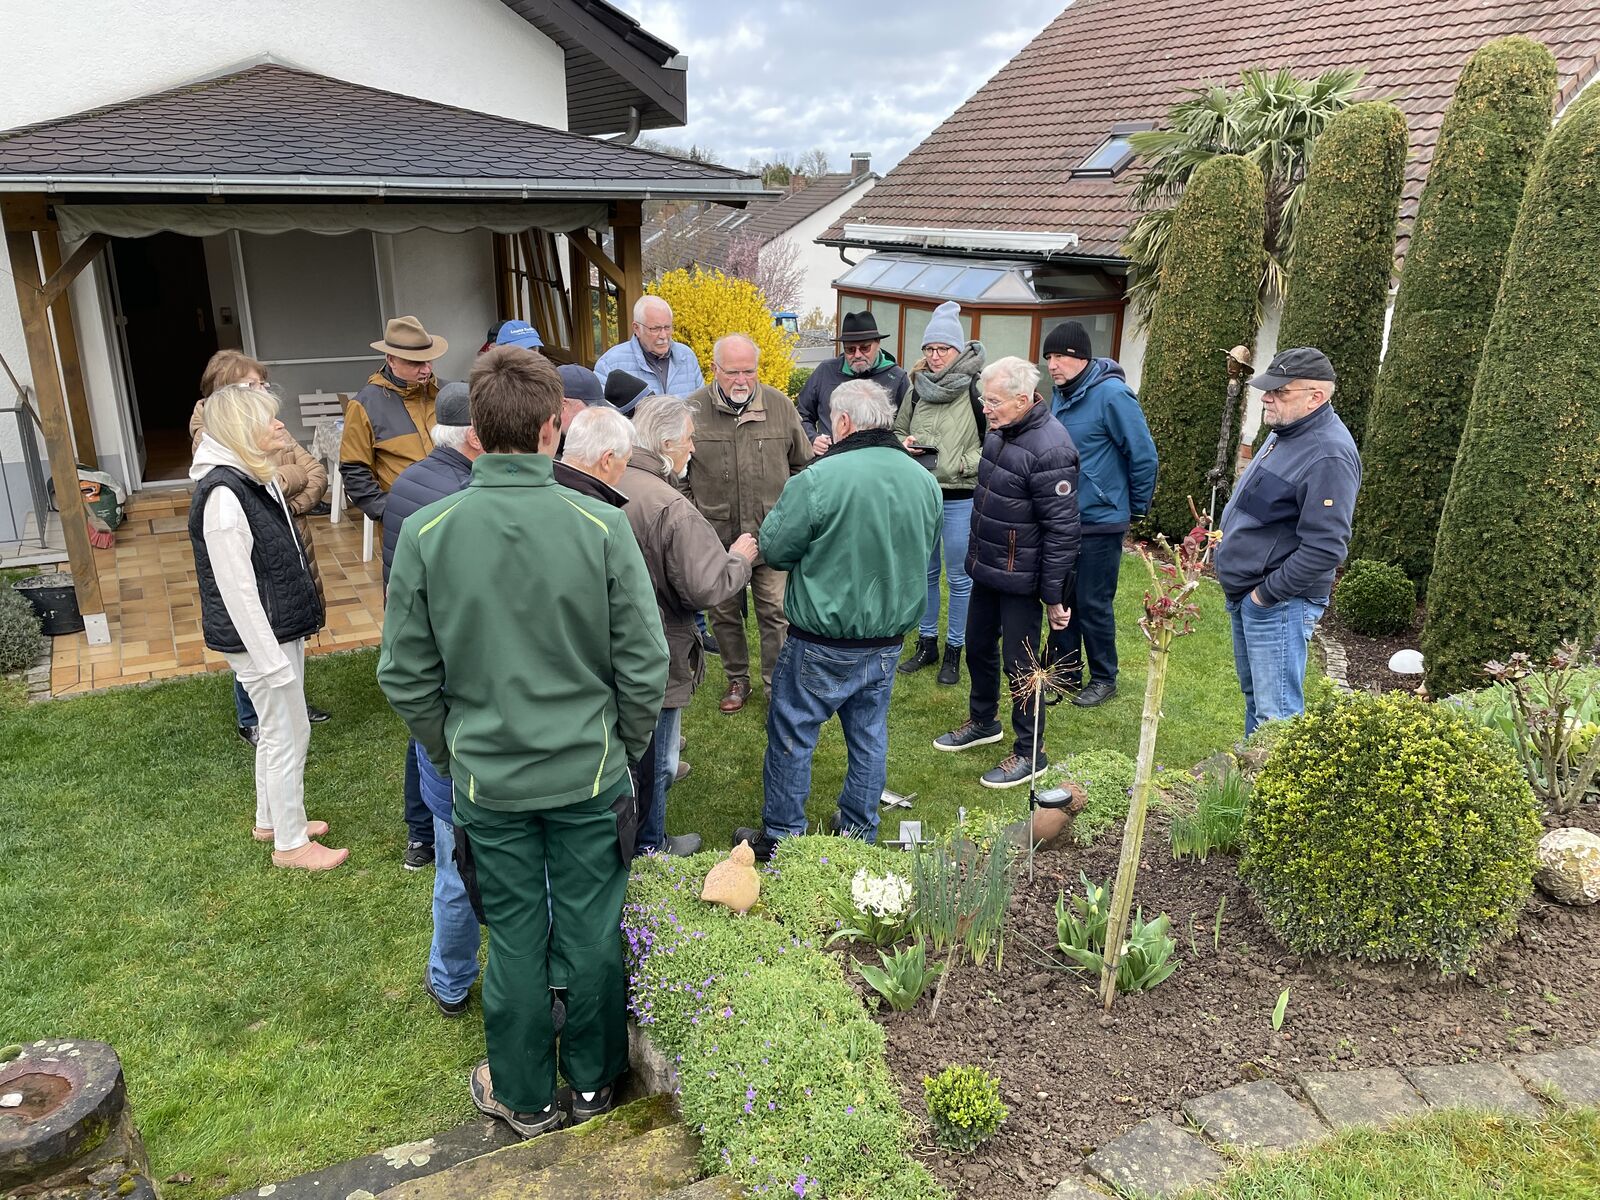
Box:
[1046,1177,1113,1199]
[1296,1067,1426,1129]
[1085,1117,1227,1198]
[1405,1062,1544,1117]
[1181,1080,1327,1152]
[1512,1043,1600,1105]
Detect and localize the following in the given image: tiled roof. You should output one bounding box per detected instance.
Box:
[826,0,1600,261]
[0,63,755,197]
[642,172,874,273]
[727,172,873,244]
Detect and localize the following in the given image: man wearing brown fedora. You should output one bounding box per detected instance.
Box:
[796,310,909,457]
[342,314,449,872]
[340,315,448,526]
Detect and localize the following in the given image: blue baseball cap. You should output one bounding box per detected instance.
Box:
[495,319,544,350]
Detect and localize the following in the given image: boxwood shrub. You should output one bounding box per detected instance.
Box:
[1239,691,1540,973]
[1333,559,1416,636]
[625,838,945,1199]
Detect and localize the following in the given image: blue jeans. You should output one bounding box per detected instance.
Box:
[234,677,257,728]
[1226,593,1328,736]
[637,706,682,855]
[921,498,973,647]
[416,756,482,1005]
[761,636,900,843]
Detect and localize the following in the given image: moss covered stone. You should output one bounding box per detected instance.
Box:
[1276,101,1409,445]
[1140,155,1265,538]
[1423,81,1600,697]
[1352,38,1559,588]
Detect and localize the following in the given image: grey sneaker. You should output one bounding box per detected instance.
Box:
[980,752,1049,790]
[470,1060,565,1138]
[933,719,1004,752]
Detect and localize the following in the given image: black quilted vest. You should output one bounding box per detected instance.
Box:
[189,467,324,653]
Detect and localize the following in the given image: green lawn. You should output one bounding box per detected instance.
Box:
[0,556,1243,1197]
[1190,1107,1600,1199]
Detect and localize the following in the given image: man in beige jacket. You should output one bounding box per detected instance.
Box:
[685,334,811,712]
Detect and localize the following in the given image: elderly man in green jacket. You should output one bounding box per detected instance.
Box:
[379,346,668,1139]
[733,379,941,860]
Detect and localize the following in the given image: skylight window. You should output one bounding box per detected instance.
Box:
[1071,122,1154,178]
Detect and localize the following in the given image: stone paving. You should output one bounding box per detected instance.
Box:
[1051,1038,1600,1199]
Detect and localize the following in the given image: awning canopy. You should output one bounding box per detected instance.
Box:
[54,202,608,240]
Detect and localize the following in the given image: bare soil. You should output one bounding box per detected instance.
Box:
[1324,603,1427,694]
[860,811,1600,1199]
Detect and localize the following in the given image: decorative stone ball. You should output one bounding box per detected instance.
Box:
[1534,827,1600,906]
[701,841,761,914]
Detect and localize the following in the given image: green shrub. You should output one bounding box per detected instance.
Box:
[1239,692,1541,973]
[1353,38,1559,588]
[1423,81,1600,697]
[1333,559,1417,636]
[1276,101,1409,444]
[1140,155,1266,537]
[786,365,814,399]
[922,1065,1008,1153]
[0,586,45,675]
[625,844,946,1199]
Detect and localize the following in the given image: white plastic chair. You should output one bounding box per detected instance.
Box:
[299,390,373,562]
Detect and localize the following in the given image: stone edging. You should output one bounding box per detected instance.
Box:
[1046,1039,1600,1199]
[1313,625,1353,693]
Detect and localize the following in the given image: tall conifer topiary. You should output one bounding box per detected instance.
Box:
[1423,82,1600,697]
[1276,101,1409,445]
[1140,155,1265,538]
[1352,38,1558,587]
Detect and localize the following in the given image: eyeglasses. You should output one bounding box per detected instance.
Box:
[1265,385,1318,400]
[979,394,1022,410]
[639,323,674,335]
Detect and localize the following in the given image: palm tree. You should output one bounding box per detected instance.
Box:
[1121,67,1366,324]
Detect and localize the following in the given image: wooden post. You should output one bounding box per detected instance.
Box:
[5,222,109,643]
[567,236,596,364]
[612,200,645,335]
[37,231,98,469]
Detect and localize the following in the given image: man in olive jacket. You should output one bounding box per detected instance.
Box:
[733,379,940,859]
[378,347,668,1139]
[685,333,812,712]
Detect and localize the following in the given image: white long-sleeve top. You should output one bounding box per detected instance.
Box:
[190,435,304,688]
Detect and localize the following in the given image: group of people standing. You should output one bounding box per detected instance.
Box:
[186,280,1357,1140]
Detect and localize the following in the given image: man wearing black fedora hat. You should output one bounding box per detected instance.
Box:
[796,311,910,456]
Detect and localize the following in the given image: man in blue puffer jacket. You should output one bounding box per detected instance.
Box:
[934,357,1080,790]
[1043,321,1159,708]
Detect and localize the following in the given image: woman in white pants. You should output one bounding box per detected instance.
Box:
[188,385,347,870]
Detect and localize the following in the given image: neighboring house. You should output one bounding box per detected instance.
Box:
[642,153,878,318]
[823,0,1600,390]
[0,0,762,643]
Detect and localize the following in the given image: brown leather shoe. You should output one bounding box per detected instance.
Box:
[719,681,751,713]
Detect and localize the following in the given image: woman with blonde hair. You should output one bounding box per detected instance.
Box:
[189,385,347,870]
[191,350,331,740]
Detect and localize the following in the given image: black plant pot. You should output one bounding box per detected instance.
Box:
[12,574,84,636]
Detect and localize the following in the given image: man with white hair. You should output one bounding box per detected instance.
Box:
[379,379,486,1018]
[687,334,812,712]
[935,357,1080,790]
[623,395,760,856]
[731,379,940,859]
[593,296,705,398]
[556,405,634,509]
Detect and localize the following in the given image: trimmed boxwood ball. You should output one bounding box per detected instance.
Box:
[1139,154,1266,538]
[1353,37,1558,589]
[1334,559,1416,636]
[1239,691,1541,974]
[0,585,45,675]
[1423,78,1600,697]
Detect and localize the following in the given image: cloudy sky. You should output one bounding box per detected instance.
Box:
[611,0,1067,174]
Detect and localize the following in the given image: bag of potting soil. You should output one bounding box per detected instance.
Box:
[48,465,125,530]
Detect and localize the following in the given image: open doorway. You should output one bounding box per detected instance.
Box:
[108,233,218,482]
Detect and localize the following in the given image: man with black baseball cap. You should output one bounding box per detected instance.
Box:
[1215,346,1361,734]
[1042,320,1158,708]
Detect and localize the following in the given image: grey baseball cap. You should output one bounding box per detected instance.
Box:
[1250,347,1337,391]
[435,381,471,426]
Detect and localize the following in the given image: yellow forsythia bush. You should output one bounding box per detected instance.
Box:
[648,267,797,392]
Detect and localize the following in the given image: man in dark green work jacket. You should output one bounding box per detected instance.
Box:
[379,345,668,1138]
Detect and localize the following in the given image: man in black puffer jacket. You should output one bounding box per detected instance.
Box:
[934,356,1080,789]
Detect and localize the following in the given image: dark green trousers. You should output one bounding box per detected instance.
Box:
[455,780,631,1113]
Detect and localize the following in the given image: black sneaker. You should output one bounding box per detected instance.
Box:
[1072,679,1118,708]
[237,724,260,747]
[306,704,332,723]
[422,972,468,1018]
[571,1083,616,1124]
[699,626,721,656]
[980,752,1050,790]
[898,636,939,675]
[936,645,962,686]
[403,841,434,871]
[470,1060,565,1138]
[933,719,1004,752]
[731,827,778,862]
[664,833,703,856]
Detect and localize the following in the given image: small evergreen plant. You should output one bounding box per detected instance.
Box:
[1333,559,1416,636]
[923,1065,1008,1153]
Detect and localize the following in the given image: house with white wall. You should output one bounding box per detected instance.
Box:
[0,0,762,642]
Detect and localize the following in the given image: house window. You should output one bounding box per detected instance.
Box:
[1072,122,1154,178]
